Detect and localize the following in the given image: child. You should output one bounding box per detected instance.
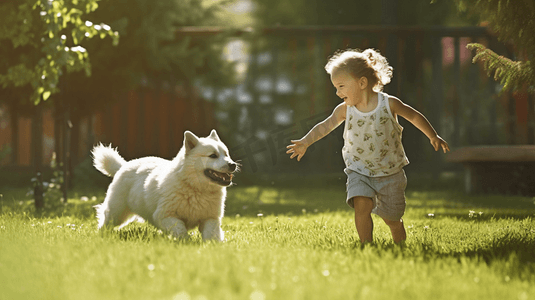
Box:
[286,49,450,244]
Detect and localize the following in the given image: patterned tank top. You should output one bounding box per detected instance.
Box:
[342,92,409,177]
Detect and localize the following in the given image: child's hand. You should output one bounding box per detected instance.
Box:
[286,139,308,161]
[430,135,450,153]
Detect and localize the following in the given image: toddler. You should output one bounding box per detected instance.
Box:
[287,49,450,244]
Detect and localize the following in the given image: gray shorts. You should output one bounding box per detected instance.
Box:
[345,168,407,221]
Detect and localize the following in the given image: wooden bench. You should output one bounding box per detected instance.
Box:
[446,146,535,196]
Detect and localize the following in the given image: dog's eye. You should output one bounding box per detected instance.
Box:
[209,154,218,159]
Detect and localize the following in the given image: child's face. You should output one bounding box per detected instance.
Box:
[330,70,365,106]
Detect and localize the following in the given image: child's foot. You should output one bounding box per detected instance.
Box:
[394,239,407,249]
[355,240,374,250]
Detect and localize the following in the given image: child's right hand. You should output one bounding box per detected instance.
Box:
[286,139,308,161]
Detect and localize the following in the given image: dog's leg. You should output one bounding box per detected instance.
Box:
[96,180,133,229]
[159,217,189,239]
[200,219,224,241]
[97,204,132,231]
[95,202,132,230]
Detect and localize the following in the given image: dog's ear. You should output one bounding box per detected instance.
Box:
[208,129,221,141]
[184,131,200,154]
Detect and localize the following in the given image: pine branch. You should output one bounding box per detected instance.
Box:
[467,43,534,93]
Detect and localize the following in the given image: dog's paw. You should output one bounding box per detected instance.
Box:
[203,232,224,242]
[201,219,224,242]
[160,217,189,238]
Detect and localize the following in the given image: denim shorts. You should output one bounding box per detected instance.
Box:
[345,168,407,221]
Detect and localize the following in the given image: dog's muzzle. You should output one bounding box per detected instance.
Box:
[204,169,234,186]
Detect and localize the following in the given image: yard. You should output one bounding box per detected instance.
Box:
[1,1,534,299]
[1,180,534,300]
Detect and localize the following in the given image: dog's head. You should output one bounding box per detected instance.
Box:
[183,130,238,187]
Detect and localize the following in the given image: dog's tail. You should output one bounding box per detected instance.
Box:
[91,143,127,177]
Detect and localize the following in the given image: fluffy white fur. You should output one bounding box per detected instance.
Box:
[92,130,237,241]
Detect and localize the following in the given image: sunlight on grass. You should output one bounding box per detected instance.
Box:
[1,185,534,300]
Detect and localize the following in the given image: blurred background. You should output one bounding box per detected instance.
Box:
[0,0,533,194]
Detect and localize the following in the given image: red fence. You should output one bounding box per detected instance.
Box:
[93,88,216,161]
[0,87,216,168]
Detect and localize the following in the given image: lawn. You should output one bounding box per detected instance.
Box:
[0,180,534,300]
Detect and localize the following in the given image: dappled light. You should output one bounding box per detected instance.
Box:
[1,0,534,299]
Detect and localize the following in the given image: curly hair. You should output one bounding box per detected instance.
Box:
[325,48,393,92]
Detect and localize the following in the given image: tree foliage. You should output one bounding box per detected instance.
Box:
[0,0,118,104]
[453,0,535,93]
[467,43,533,93]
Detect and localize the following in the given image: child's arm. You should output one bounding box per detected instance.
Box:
[286,103,346,161]
[389,97,450,153]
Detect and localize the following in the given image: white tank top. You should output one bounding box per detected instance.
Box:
[342,92,409,177]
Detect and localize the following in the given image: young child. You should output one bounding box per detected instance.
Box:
[286,48,450,244]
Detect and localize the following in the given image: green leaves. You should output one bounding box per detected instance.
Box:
[456,0,535,93]
[42,90,51,101]
[0,0,119,105]
[467,43,534,93]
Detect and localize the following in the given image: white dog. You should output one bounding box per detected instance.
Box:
[91,130,238,241]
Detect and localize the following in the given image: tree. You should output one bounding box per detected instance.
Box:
[0,0,118,208]
[451,0,535,93]
[0,0,118,105]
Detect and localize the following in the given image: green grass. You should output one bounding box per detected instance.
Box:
[1,183,534,300]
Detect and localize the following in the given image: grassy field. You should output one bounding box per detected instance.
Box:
[1,180,534,300]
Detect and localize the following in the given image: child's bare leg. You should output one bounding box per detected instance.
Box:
[382,217,406,243]
[353,196,374,243]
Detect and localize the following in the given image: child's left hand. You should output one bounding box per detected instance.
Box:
[430,136,450,153]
